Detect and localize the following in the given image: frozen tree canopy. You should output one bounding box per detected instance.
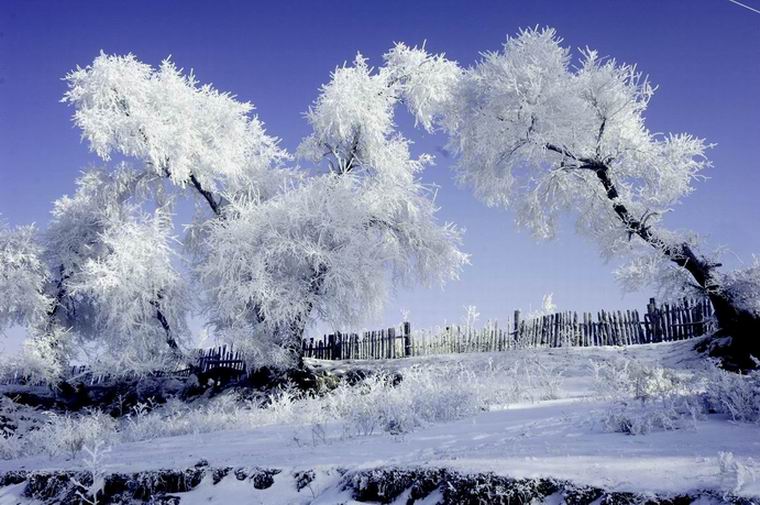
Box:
[0,222,51,333]
[63,53,292,212]
[26,50,468,371]
[198,53,467,364]
[1,166,191,376]
[416,29,708,261]
[9,27,753,374]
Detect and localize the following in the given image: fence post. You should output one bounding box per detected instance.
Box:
[513,310,521,345]
[683,298,693,339]
[327,334,335,360]
[646,297,660,342]
[403,322,412,357]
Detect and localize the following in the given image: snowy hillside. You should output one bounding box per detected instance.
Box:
[2,340,759,503]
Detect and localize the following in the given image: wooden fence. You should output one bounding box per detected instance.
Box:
[0,297,718,385]
[195,345,247,383]
[302,322,412,360]
[1,345,247,386]
[303,297,715,361]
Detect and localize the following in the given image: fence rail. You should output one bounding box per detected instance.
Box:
[303,297,715,361]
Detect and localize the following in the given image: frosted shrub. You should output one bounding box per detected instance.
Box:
[332,368,479,437]
[31,411,116,459]
[718,451,757,495]
[121,387,322,442]
[601,396,702,436]
[592,358,688,401]
[508,357,563,402]
[252,362,506,438]
[73,441,111,505]
[3,356,567,458]
[703,366,760,423]
[442,356,563,407]
[164,395,241,435]
[124,395,245,441]
[124,399,175,441]
[334,377,390,436]
[327,356,563,437]
[0,396,46,460]
[259,386,306,425]
[591,358,702,435]
[404,368,478,422]
[0,433,23,460]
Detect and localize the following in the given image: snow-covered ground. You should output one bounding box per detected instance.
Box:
[2,340,759,503]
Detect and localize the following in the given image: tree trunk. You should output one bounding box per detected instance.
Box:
[546,144,760,368]
[285,264,328,369]
[700,290,760,370]
[592,163,760,368]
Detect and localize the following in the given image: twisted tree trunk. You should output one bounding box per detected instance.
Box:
[547,144,760,368]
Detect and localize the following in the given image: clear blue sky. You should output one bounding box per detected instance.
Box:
[1,0,759,343]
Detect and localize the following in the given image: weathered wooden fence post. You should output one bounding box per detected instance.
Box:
[646,297,660,342]
[327,334,335,360]
[403,321,412,357]
[513,309,521,346]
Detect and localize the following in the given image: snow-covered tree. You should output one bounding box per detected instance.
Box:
[401,28,760,366]
[58,196,190,373]
[0,221,71,379]
[1,165,191,377]
[196,54,467,366]
[60,52,466,369]
[60,53,296,368]
[0,222,51,334]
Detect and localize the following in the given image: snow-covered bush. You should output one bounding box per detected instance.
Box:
[600,396,702,436]
[591,358,702,435]
[325,356,563,437]
[123,399,171,441]
[0,396,47,460]
[118,366,482,441]
[30,411,116,459]
[328,368,479,437]
[506,356,563,402]
[703,365,760,423]
[2,355,566,459]
[0,431,24,460]
[718,451,757,496]
[73,441,111,505]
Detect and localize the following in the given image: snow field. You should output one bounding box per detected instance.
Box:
[1,340,759,499]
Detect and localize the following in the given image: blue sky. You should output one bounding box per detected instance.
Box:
[1,0,759,344]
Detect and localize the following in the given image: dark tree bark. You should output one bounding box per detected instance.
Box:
[149,292,179,351]
[189,174,223,216]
